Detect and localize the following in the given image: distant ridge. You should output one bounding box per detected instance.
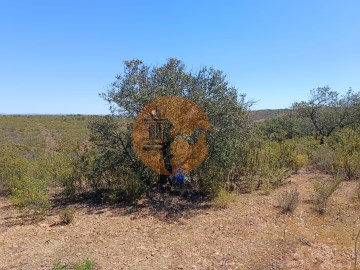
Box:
[248,109,290,122]
[0,114,105,116]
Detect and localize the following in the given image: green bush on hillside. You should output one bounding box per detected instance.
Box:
[0,142,29,191]
[313,128,360,179]
[10,175,51,214]
[331,128,360,179]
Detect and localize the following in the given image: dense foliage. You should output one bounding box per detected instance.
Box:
[83,58,253,199]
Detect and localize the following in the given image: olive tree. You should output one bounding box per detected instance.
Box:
[86,58,252,199]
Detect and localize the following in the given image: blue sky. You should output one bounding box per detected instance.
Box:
[1,1,359,114]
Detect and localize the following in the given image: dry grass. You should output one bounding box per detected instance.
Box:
[0,169,359,269]
[212,189,237,209]
[59,206,75,224]
[313,176,342,214]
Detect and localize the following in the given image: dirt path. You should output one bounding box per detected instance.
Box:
[40,125,56,152]
[0,169,359,269]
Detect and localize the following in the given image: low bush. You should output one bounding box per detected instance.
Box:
[0,143,29,191]
[30,146,75,189]
[59,145,95,201]
[52,258,94,270]
[293,154,309,173]
[313,128,360,179]
[278,188,300,213]
[261,178,272,195]
[313,145,336,173]
[331,128,360,180]
[10,176,51,214]
[219,135,312,196]
[107,171,145,203]
[59,206,75,224]
[52,260,68,270]
[213,188,236,209]
[195,161,223,198]
[73,259,93,270]
[313,177,342,214]
[262,167,291,188]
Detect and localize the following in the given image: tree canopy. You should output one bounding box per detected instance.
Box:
[102,58,251,167]
[292,86,360,144]
[85,58,253,197]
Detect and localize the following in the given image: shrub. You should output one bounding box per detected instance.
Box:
[291,136,319,160]
[30,147,75,188]
[195,160,223,197]
[73,259,94,270]
[107,171,145,203]
[52,260,68,270]
[313,128,360,179]
[258,140,300,179]
[267,167,291,187]
[59,145,94,200]
[357,181,360,200]
[278,188,300,213]
[313,145,336,173]
[69,117,153,202]
[313,177,342,214]
[293,154,309,173]
[213,188,236,209]
[226,136,305,194]
[61,174,78,201]
[331,128,360,179]
[261,178,272,195]
[59,206,75,224]
[0,143,29,191]
[52,259,93,270]
[10,176,51,214]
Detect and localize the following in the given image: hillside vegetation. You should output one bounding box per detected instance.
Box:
[0,115,90,157]
[1,111,360,269]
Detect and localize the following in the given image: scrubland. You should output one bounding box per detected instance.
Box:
[0,113,359,269]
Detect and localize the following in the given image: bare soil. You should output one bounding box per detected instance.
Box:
[1,168,359,270]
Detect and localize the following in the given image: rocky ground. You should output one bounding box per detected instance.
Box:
[1,167,359,270]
